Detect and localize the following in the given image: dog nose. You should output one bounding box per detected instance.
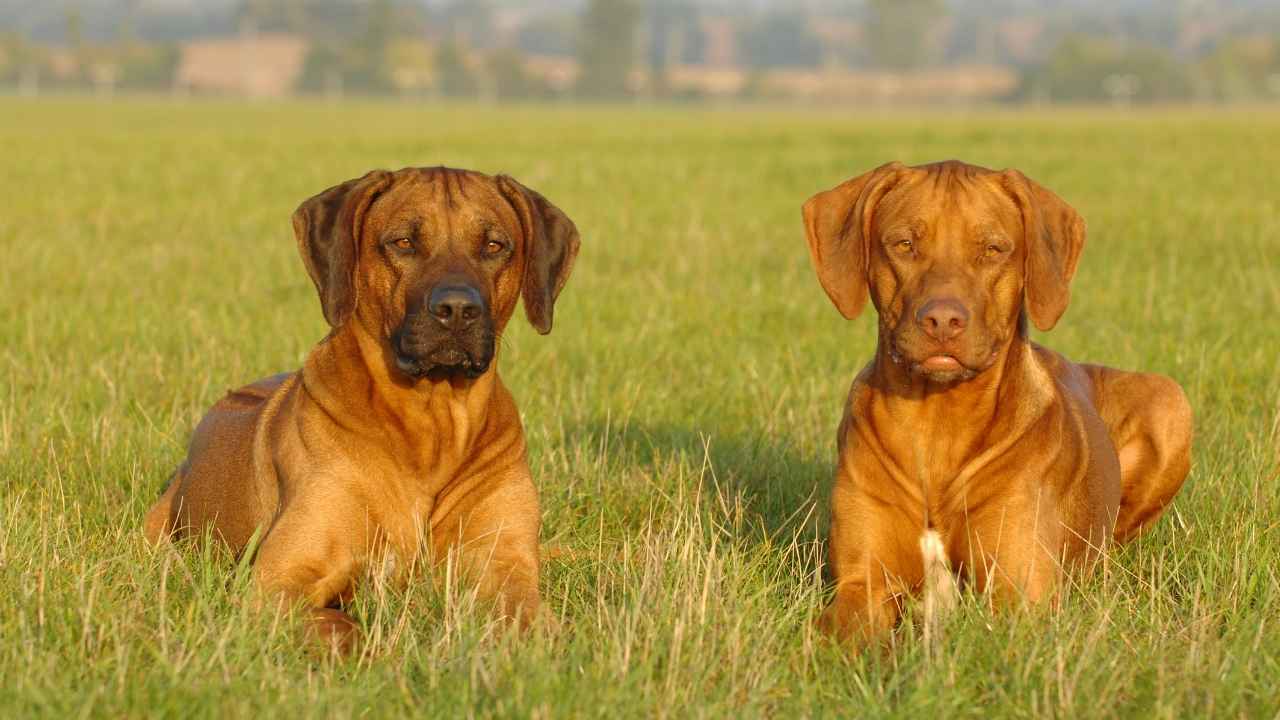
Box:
[916,298,969,341]
[428,285,484,329]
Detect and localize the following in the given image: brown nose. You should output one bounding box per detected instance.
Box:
[915,298,969,341]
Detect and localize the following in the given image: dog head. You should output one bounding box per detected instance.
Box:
[292,167,580,381]
[803,160,1085,384]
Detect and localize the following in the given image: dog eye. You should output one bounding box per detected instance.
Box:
[484,240,506,255]
[984,244,1004,258]
[895,239,914,253]
[389,237,414,253]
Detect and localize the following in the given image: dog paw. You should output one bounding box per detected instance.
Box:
[305,607,362,657]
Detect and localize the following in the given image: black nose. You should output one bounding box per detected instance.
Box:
[428,284,485,330]
[916,297,970,341]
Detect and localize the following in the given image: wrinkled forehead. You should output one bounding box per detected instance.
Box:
[363,168,520,239]
[874,167,1022,239]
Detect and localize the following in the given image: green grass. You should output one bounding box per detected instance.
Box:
[1,98,1278,718]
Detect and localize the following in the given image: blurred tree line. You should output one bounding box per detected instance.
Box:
[3,0,1280,104]
[1022,34,1280,103]
[0,3,179,92]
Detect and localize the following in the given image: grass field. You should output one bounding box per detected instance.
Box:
[1,98,1278,718]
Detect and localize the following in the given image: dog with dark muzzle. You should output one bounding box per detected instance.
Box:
[144,167,579,653]
[803,160,1192,646]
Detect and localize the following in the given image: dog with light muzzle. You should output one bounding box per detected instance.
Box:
[144,167,579,653]
[802,160,1192,646]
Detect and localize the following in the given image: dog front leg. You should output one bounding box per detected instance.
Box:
[819,485,920,646]
[252,511,366,655]
[960,507,1065,610]
[431,471,542,628]
[818,572,904,646]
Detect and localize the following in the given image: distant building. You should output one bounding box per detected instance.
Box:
[809,17,861,66]
[756,65,1020,103]
[700,17,738,68]
[491,8,537,46]
[660,64,1019,103]
[523,54,578,93]
[998,19,1046,63]
[46,48,81,80]
[523,54,1018,103]
[175,33,309,97]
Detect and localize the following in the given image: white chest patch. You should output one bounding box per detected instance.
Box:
[919,529,959,646]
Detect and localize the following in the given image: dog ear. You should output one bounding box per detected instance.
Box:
[291,170,393,328]
[1000,169,1087,331]
[802,162,906,320]
[497,175,581,335]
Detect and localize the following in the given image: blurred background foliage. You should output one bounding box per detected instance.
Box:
[2,0,1280,104]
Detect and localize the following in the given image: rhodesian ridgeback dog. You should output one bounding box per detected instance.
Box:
[144,167,580,651]
[802,160,1192,644]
